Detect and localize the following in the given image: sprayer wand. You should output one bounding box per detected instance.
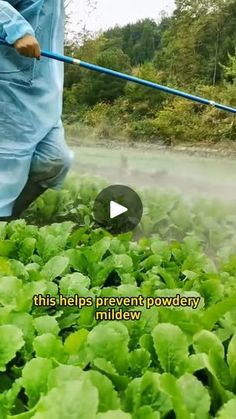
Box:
[0,38,236,114]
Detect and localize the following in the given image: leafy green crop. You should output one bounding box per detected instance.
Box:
[0,178,236,418]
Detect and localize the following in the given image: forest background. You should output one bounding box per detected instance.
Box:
[63,0,236,145]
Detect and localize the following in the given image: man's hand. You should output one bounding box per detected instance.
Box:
[14,34,41,59]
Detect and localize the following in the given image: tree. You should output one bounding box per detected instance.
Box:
[125,63,167,115]
[222,54,236,84]
[75,47,131,106]
[154,0,236,85]
[65,0,98,44]
[104,19,162,66]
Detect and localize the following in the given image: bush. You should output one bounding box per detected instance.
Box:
[154,85,236,144]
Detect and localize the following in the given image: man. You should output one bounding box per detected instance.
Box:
[0,0,73,221]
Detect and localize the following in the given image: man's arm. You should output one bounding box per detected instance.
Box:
[0,1,40,58]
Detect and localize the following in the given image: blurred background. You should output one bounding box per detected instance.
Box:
[63,0,236,202]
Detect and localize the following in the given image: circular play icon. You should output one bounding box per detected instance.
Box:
[93,185,143,234]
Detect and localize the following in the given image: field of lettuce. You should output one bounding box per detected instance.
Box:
[1,177,236,418]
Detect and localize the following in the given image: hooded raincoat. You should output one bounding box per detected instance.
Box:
[0,0,73,216]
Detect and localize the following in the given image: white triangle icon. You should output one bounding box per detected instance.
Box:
[110,201,128,219]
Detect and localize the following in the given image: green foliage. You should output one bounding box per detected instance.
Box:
[77,48,131,106]
[0,325,24,372]
[222,54,236,84]
[125,63,167,110]
[104,19,164,66]
[0,178,236,416]
[63,2,236,144]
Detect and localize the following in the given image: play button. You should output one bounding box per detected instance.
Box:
[110,201,128,219]
[93,185,143,234]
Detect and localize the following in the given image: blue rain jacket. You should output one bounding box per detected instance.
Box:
[0,1,72,216]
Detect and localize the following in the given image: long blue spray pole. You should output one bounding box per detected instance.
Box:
[1,39,236,114]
